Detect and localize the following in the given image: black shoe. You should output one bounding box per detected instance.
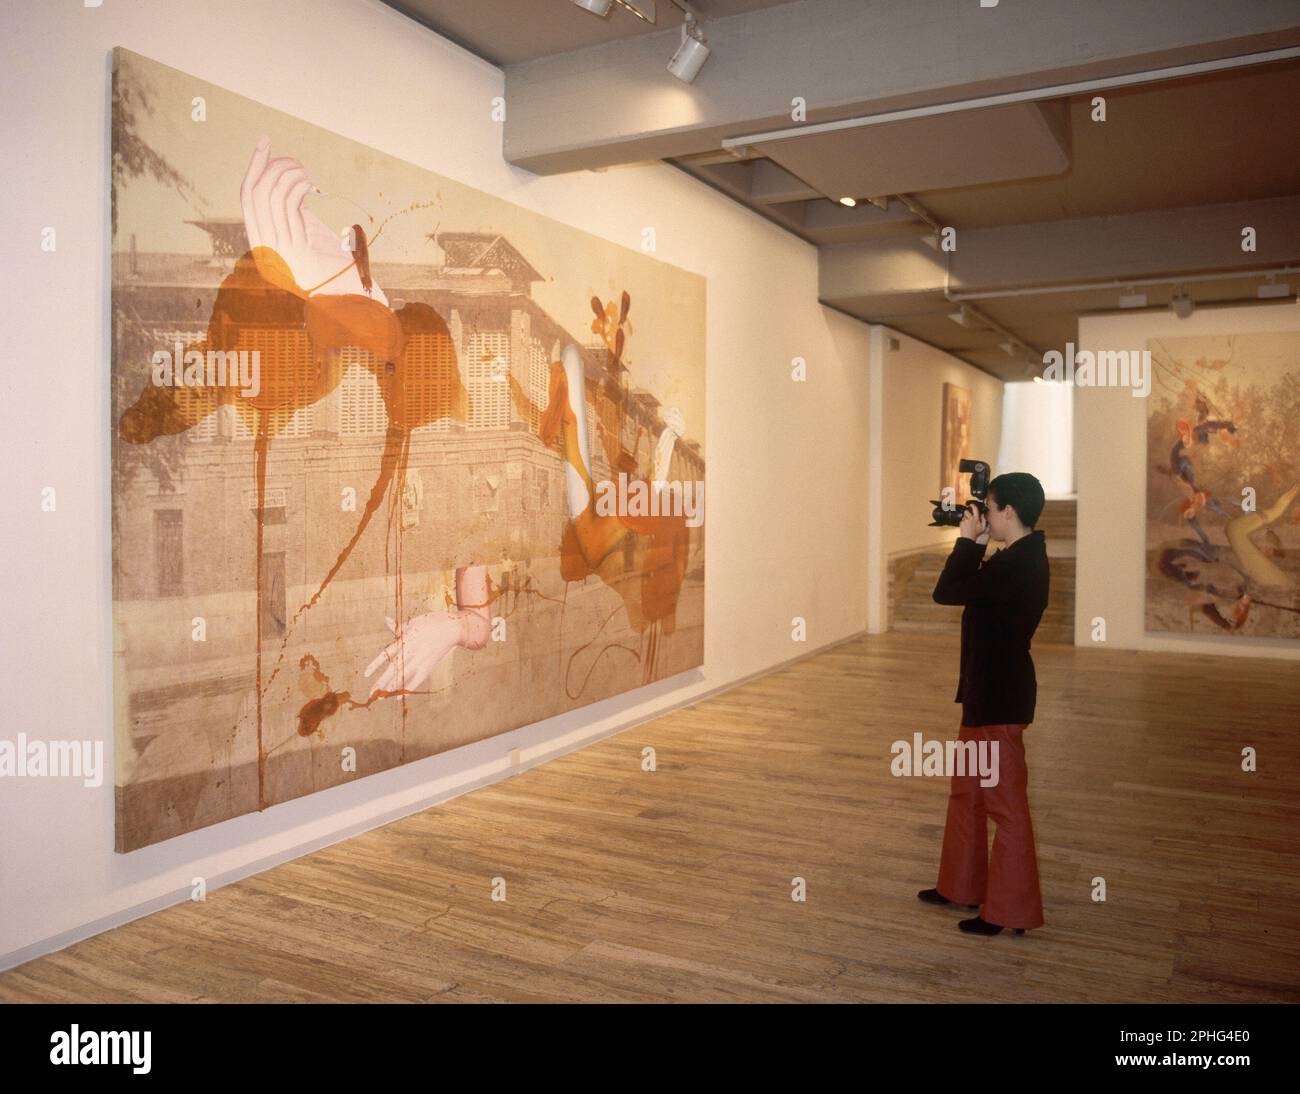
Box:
[958,914,1025,936]
[917,888,979,910]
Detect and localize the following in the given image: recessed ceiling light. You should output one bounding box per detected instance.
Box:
[839,197,857,207]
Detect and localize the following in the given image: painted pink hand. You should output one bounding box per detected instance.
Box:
[239,135,388,304]
[363,566,493,697]
[363,612,467,697]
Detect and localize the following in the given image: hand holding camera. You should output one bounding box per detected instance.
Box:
[929,459,991,529]
[959,503,990,544]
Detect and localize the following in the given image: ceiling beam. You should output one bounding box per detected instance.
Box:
[821,196,1300,305]
[503,0,1300,175]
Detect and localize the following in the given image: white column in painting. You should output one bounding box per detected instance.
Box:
[561,343,593,517]
[653,406,686,496]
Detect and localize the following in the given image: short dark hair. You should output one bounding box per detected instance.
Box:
[987,472,1045,528]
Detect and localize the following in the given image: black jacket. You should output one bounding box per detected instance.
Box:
[931,530,1050,726]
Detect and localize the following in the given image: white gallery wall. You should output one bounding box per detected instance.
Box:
[863,327,1003,632]
[1075,303,1300,659]
[878,330,1005,560]
[0,0,872,966]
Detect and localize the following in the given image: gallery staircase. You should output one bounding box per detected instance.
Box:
[888,498,1076,644]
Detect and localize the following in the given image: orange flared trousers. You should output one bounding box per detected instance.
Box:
[936,722,1044,930]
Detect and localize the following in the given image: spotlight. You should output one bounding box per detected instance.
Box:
[839,197,857,207]
[947,305,975,328]
[572,0,657,19]
[1170,292,1195,319]
[668,13,710,83]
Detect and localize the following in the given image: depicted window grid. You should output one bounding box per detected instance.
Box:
[231,328,316,439]
[340,347,386,437]
[150,327,218,441]
[465,331,511,431]
[527,338,549,436]
[406,331,457,435]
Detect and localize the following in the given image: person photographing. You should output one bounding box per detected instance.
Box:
[918,472,1050,936]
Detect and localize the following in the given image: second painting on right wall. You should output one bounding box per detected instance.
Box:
[1145,331,1300,639]
[940,381,973,503]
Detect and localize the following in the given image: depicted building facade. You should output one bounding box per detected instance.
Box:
[113,228,705,609]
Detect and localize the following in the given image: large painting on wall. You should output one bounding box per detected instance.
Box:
[940,382,972,502]
[1145,332,1299,639]
[111,49,706,851]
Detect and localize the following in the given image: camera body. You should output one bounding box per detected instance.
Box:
[929,459,990,527]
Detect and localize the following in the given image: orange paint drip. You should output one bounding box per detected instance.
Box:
[293,653,426,739]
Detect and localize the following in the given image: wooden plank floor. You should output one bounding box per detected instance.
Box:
[3,631,1298,1003]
